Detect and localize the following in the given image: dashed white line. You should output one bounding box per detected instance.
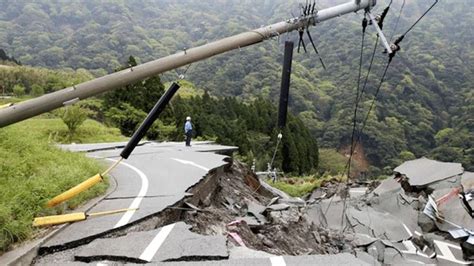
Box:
[104,158,149,228]
[139,223,175,262]
[270,256,286,266]
[171,158,210,171]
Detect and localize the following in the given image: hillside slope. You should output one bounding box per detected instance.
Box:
[0,0,472,171]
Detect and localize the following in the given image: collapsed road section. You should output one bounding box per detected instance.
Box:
[32,141,372,265]
[31,143,473,265]
[307,157,473,265]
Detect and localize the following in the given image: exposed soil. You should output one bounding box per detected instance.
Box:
[182,160,355,255]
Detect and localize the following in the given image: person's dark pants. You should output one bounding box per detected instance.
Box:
[185,131,192,146]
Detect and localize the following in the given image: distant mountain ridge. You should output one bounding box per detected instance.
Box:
[0,0,472,172]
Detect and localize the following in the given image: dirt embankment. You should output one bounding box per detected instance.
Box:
[180,159,355,255]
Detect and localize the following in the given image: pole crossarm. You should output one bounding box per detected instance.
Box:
[0,0,375,127]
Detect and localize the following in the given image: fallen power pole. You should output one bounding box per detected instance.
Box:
[0,0,376,127]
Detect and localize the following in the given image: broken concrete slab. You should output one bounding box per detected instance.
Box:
[277,197,306,206]
[369,191,423,234]
[265,203,290,212]
[247,202,266,215]
[354,233,378,247]
[347,207,412,242]
[75,222,228,263]
[228,246,274,259]
[308,188,327,200]
[41,195,184,250]
[462,172,474,189]
[306,198,346,230]
[349,187,368,198]
[246,201,268,224]
[258,179,291,199]
[267,208,302,225]
[355,250,382,266]
[283,253,370,265]
[394,157,464,187]
[159,254,370,265]
[372,176,401,195]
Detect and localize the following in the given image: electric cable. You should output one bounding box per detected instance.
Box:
[352,57,394,158]
[347,15,368,181]
[389,0,406,42]
[400,0,438,38]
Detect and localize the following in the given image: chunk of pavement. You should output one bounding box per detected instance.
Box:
[258,179,291,199]
[427,175,461,191]
[355,250,382,266]
[268,208,301,224]
[369,191,423,233]
[283,253,370,265]
[266,196,279,207]
[247,201,266,214]
[418,212,437,233]
[449,228,470,239]
[411,235,437,259]
[247,201,268,224]
[308,188,327,200]
[277,197,306,206]
[394,157,464,187]
[372,176,401,196]
[354,233,378,247]
[461,237,474,261]
[265,203,290,212]
[367,240,386,263]
[162,254,370,265]
[75,222,228,263]
[229,246,274,259]
[348,207,411,242]
[462,171,474,189]
[306,199,346,230]
[382,245,436,265]
[434,190,474,232]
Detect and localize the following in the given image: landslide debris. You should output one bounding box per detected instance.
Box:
[180,159,356,256]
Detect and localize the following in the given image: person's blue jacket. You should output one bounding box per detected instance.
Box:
[184,121,192,133]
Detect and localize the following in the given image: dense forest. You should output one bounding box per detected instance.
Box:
[0,0,472,174]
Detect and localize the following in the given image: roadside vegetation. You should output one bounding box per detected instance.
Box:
[0,118,124,253]
[269,174,347,197]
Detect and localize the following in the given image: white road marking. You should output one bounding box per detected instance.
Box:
[434,240,471,264]
[402,223,413,238]
[270,256,286,266]
[171,158,210,171]
[104,158,149,228]
[402,224,470,264]
[139,223,175,262]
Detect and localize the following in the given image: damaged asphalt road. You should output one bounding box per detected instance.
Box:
[32,145,474,265]
[33,141,372,265]
[306,157,473,265]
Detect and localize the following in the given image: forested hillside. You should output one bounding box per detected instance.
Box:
[0,0,472,173]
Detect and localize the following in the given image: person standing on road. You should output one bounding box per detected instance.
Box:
[184,116,193,147]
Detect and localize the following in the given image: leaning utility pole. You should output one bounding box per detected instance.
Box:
[0,0,377,127]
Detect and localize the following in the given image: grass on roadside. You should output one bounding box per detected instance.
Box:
[268,175,347,197]
[0,118,121,253]
[13,118,126,144]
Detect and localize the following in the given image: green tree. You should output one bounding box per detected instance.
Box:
[30,84,44,96]
[58,105,89,140]
[12,84,25,97]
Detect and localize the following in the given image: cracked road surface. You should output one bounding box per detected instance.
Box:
[38,142,235,255]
